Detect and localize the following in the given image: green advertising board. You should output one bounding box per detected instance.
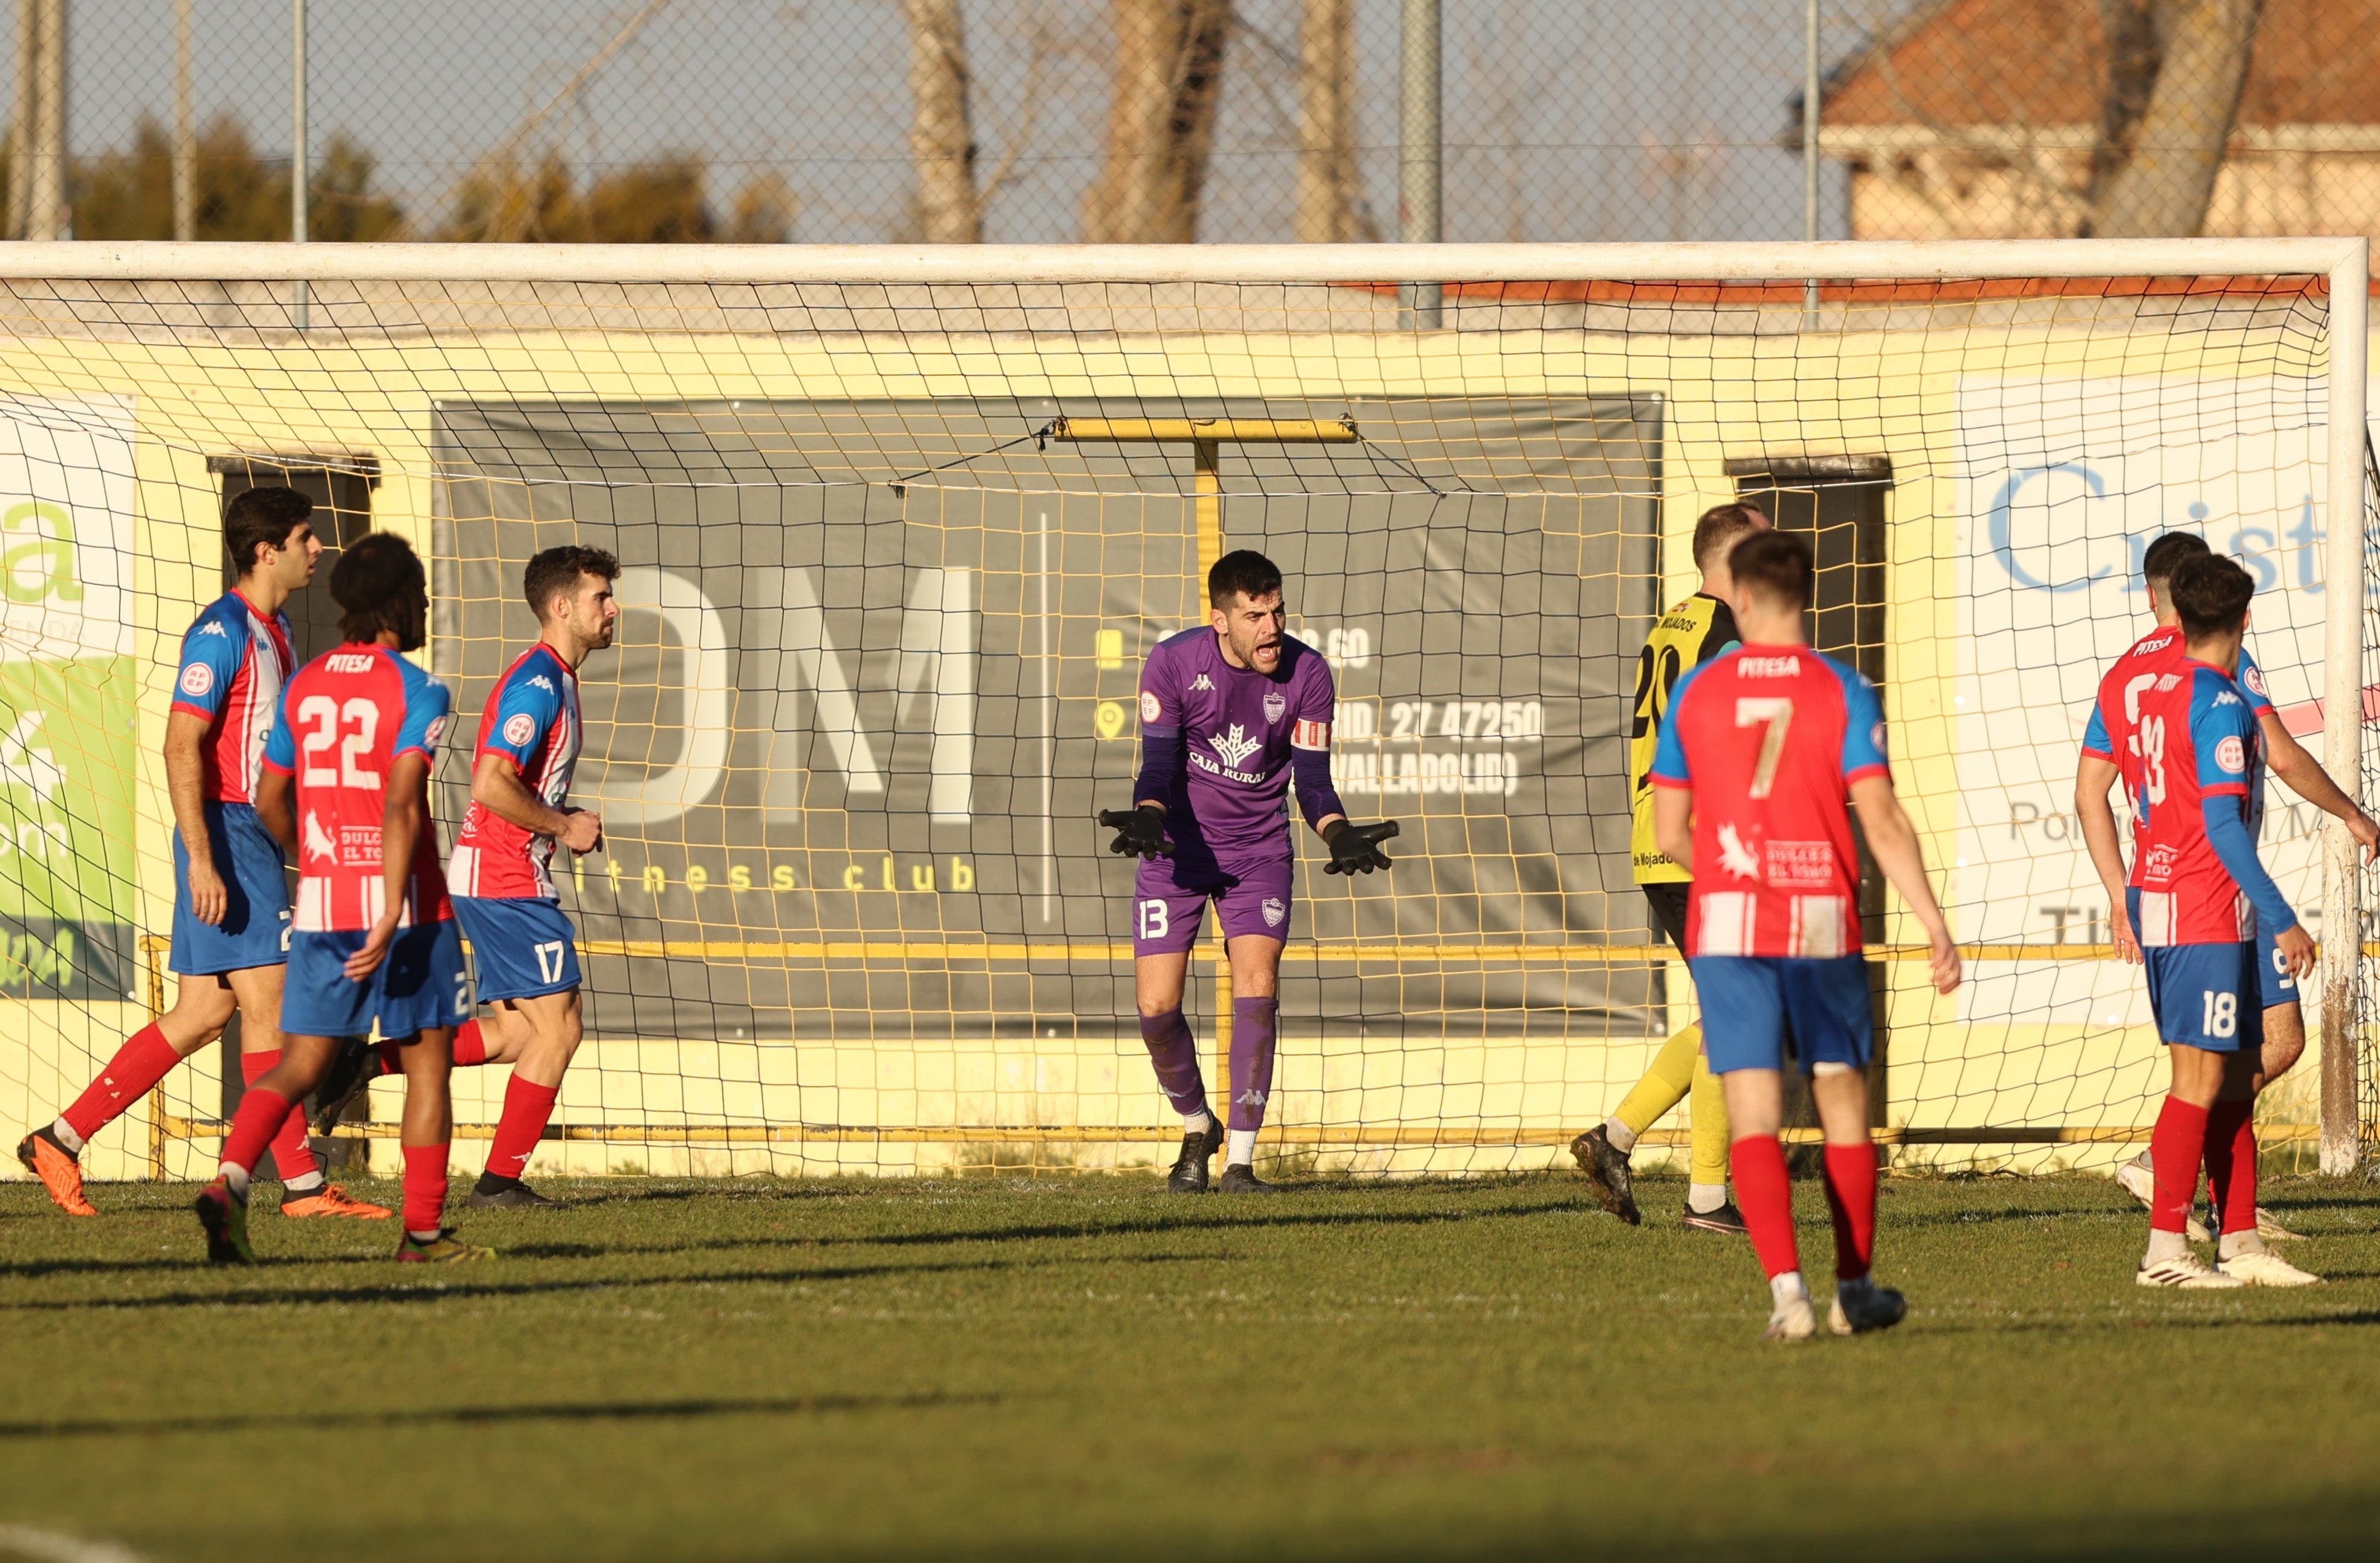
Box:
[0,397,140,1001]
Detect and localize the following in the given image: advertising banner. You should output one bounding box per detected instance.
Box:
[432,396,1662,1040]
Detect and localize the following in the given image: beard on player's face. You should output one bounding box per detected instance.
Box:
[1218,591,1286,670]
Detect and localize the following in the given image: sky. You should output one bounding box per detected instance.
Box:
[23,1,1900,243]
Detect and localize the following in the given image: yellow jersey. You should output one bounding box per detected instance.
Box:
[1629,592,1740,883]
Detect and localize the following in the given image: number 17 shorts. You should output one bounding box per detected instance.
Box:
[452,895,583,1003]
[1132,853,1295,954]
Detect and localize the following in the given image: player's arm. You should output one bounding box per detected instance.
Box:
[1651,782,1693,872]
[1290,677,1395,875]
[1837,669,1959,995]
[163,710,229,924]
[472,752,601,854]
[2257,714,2380,862]
[345,751,429,981]
[2074,701,2140,963]
[252,683,302,857]
[1848,776,1962,996]
[2197,689,2316,978]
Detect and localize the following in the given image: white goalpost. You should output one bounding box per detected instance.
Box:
[0,237,2365,1181]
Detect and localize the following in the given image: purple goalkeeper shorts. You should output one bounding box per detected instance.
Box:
[1132,853,1295,954]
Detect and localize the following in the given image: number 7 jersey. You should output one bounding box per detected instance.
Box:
[262,643,455,932]
[1647,643,1890,958]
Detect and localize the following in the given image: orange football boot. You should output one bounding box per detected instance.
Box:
[279,1183,392,1219]
[15,1131,97,1216]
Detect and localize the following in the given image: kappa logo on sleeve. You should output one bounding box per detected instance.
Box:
[528,674,556,694]
[178,662,213,697]
[502,712,538,746]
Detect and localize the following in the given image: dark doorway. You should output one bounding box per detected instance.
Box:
[1724,455,1895,1137]
[204,454,378,1172]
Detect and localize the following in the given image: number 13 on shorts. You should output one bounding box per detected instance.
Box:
[1136,900,1169,941]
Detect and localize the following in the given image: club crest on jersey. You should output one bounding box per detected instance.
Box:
[177,662,213,697]
[1716,823,1762,880]
[1262,896,1286,927]
[1263,691,1286,724]
[2216,735,2246,772]
[1139,690,1161,724]
[503,712,538,746]
[1209,724,1262,769]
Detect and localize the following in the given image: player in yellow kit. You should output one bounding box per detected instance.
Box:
[1569,501,1768,1231]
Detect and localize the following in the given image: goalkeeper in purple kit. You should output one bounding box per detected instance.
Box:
[1102,550,1398,1194]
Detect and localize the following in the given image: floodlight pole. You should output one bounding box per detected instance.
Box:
[1399,0,1442,329]
[291,0,309,328]
[1051,415,1361,1134]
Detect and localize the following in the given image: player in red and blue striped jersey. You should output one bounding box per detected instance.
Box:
[13,488,383,1221]
[195,534,486,1265]
[449,546,618,1210]
[1650,531,1961,1342]
[2075,531,2377,1242]
[2090,555,2321,1288]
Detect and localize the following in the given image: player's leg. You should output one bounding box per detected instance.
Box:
[1130,860,1220,1192]
[1698,957,1813,1341]
[1217,932,1286,1194]
[391,1026,490,1263]
[2209,945,2318,1285]
[16,972,236,1216]
[1210,861,1292,1194]
[227,960,389,1220]
[448,899,579,1207]
[313,1015,489,1137]
[2232,919,2309,1240]
[1572,883,1712,1227]
[1786,957,1902,1336]
[1680,1056,1743,1233]
[194,930,368,1262]
[2134,942,2248,1288]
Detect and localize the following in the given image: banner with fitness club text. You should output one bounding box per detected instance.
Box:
[432,396,1663,1040]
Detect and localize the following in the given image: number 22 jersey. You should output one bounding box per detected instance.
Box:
[262,643,455,932]
[1647,643,1890,959]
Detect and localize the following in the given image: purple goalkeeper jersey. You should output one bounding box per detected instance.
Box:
[1135,627,1338,868]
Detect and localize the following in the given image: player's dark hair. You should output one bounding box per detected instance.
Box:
[2140,531,2210,592]
[2169,553,2254,640]
[1208,549,1283,609]
[331,532,428,650]
[1727,528,1812,611]
[1692,502,1767,574]
[523,544,619,621]
[222,486,313,576]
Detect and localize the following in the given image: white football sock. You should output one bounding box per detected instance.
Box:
[1687,1182,1728,1215]
[2144,1227,2189,1264]
[218,1162,251,1200]
[1768,1270,1809,1309]
[1602,1116,1638,1154]
[48,1117,85,1155]
[1226,1129,1256,1168]
[2218,1228,2265,1261]
[1182,1110,1213,1136]
[282,1172,325,1196]
[407,1228,442,1244]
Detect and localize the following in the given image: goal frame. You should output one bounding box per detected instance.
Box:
[4,236,2365,1174]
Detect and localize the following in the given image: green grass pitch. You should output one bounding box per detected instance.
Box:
[5,1169,2380,1560]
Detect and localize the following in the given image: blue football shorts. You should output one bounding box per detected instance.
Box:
[2141,939,2264,1054]
[1688,954,1874,1076]
[169,802,290,975]
[452,895,582,1003]
[282,920,470,1041]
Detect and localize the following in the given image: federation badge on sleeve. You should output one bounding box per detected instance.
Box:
[1139,690,1161,724]
[179,662,213,697]
[2216,735,2246,772]
[503,712,537,746]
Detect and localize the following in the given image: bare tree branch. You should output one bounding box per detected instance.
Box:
[902,0,983,243]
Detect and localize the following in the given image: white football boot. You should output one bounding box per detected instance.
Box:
[2217,1249,2322,1287]
[2136,1251,2246,1288]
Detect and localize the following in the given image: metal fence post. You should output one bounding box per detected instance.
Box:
[1399,0,1442,329]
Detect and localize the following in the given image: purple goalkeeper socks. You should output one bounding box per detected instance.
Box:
[1139,1008,1208,1118]
[1227,996,1278,1133]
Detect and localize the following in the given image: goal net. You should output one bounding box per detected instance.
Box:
[0,240,2370,1183]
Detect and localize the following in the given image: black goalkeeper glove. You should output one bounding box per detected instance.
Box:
[1097,805,1171,860]
[1322,818,1398,875]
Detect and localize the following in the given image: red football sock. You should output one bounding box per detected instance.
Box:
[453,1019,488,1067]
[484,1075,559,1182]
[2204,1098,2257,1238]
[219,1084,293,1177]
[59,1023,182,1143]
[2149,1095,2211,1234]
[1729,1133,1801,1279]
[402,1143,450,1236]
[240,1051,320,1183]
[1821,1142,1880,1281]
[375,1040,403,1074]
